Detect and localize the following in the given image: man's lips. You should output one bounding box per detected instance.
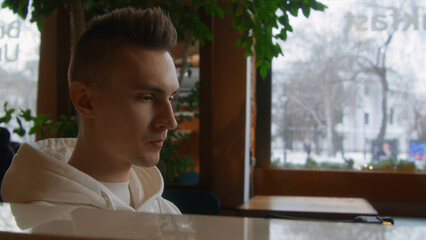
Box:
[149,140,165,148]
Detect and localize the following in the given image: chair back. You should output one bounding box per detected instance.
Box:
[162,189,221,215]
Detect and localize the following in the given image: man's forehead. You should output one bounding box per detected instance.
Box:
[133,83,179,94]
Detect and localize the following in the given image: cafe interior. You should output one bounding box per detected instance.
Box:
[0,1,425,239]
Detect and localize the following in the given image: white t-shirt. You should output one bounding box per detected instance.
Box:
[100,181,132,207]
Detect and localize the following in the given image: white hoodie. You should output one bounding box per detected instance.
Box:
[1,138,181,214]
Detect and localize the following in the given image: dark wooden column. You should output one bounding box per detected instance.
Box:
[37,6,72,139]
[199,12,213,188]
[199,11,249,208]
[254,60,272,168]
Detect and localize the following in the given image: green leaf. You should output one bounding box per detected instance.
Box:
[260,64,268,79]
[216,6,225,18]
[288,7,299,17]
[13,128,26,137]
[1,0,29,19]
[0,110,14,124]
[302,6,310,18]
[51,122,61,133]
[16,117,23,128]
[29,126,37,135]
[278,29,287,40]
[14,117,26,136]
[312,2,327,11]
[59,114,68,121]
[20,109,33,121]
[36,20,44,32]
[236,39,243,47]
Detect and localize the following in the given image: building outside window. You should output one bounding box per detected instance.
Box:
[364,113,369,126]
[389,107,394,125]
[271,0,426,173]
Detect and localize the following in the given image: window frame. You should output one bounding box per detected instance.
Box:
[255,68,426,218]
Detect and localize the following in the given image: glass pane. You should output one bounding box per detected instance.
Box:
[272,0,426,173]
[0,2,40,142]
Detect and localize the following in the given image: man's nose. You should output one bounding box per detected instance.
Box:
[155,101,178,130]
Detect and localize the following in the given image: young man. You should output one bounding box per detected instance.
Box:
[1,7,181,214]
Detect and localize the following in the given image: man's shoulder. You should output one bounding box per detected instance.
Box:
[33,138,77,150]
[29,138,77,162]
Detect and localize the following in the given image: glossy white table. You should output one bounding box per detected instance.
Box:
[0,203,425,240]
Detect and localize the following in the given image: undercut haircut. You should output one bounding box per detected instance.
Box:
[68,7,177,86]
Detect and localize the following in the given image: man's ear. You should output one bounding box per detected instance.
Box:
[69,81,95,118]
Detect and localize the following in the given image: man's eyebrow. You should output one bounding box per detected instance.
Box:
[171,89,179,96]
[135,85,179,95]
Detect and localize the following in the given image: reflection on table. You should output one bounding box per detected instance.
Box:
[0,203,425,240]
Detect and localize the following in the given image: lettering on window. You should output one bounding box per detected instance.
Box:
[344,7,426,32]
[0,20,21,62]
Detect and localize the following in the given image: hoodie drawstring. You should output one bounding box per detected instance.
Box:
[101,191,115,210]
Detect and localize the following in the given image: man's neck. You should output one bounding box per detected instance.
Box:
[68,137,132,183]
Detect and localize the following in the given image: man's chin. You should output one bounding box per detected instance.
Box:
[133,157,160,168]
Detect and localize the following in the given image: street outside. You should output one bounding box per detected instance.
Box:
[270,148,418,171]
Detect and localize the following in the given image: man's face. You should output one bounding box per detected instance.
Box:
[89,45,179,167]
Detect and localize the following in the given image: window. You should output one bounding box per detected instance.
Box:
[271,0,426,173]
[0,2,40,142]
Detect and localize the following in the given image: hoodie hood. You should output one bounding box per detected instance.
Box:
[1,138,179,214]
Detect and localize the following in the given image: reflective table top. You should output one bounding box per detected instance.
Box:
[0,203,425,240]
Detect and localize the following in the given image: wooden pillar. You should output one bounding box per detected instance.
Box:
[199,11,213,188]
[37,7,72,139]
[254,61,272,168]
[199,11,249,208]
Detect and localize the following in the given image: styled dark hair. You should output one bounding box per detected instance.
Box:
[68,7,177,86]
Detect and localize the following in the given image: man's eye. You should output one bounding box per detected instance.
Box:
[169,96,175,103]
[138,96,152,101]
